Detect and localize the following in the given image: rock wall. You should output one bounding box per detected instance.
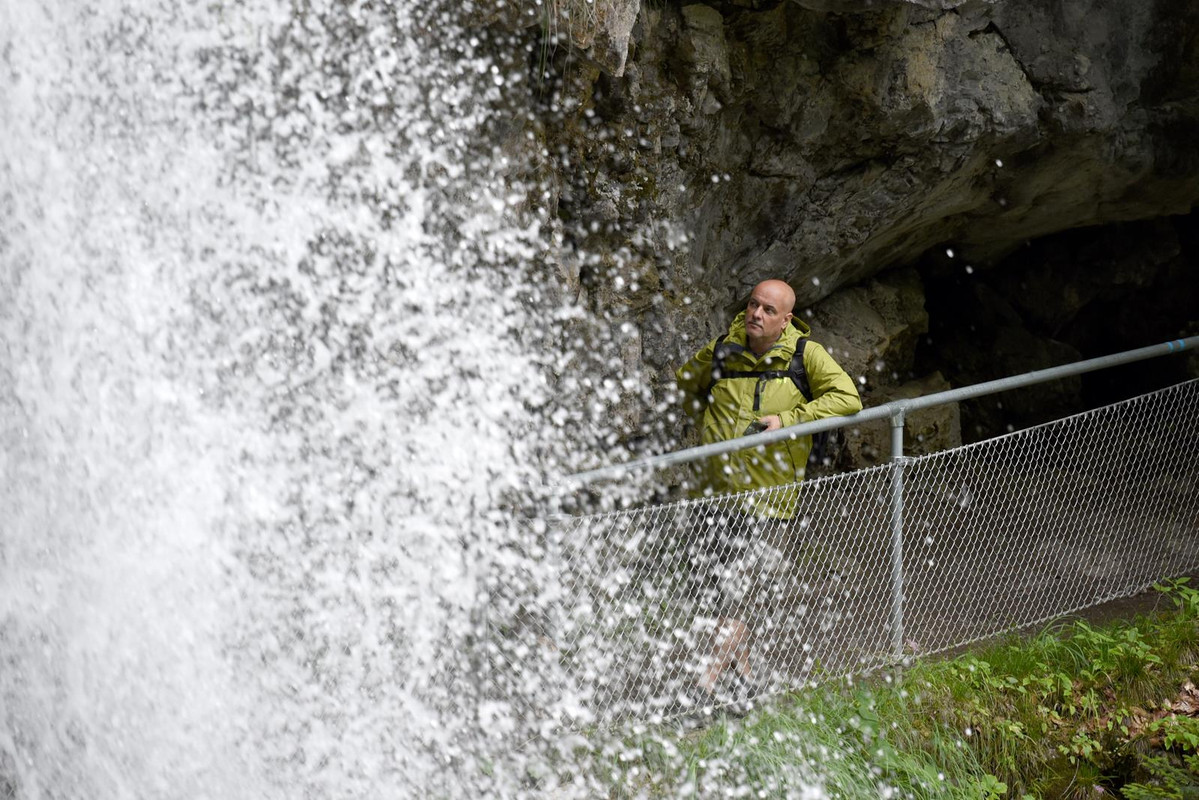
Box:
[481,0,1199,462]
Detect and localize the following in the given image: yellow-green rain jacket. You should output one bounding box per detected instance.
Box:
[675,312,862,518]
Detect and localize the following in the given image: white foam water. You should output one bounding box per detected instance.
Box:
[1,2,577,796]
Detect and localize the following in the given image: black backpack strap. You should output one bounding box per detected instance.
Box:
[710,334,728,376]
[790,338,813,402]
[710,334,742,380]
[706,336,816,409]
[790,338,832,466]
[706,334,742,397]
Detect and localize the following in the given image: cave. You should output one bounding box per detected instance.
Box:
[916,208,1199,442]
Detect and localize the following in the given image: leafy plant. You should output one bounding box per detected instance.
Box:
[1122,753,1199,799]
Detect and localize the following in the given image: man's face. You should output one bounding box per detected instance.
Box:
[745,282,794,346]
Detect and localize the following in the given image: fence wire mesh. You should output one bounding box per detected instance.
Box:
[490,380,1199,726]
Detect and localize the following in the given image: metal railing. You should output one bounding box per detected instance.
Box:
[568,337,1199,485]
[487,338,1199,725]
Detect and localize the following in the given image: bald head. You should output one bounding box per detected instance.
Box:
[754,280,796,314]
[744,279,795,355]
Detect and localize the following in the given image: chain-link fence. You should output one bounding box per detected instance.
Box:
[508,380,1199,724]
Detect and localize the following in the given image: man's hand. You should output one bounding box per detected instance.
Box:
[759,415,782,432]
[743,415,783,436]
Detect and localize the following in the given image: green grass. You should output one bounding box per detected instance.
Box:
[596,579,1199,799]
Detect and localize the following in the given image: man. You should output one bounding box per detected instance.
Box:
[675,279,861,710]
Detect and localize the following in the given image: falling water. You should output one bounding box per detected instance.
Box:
[1,2,598,796]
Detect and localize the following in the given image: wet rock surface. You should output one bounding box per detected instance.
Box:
[484,0,1199,450]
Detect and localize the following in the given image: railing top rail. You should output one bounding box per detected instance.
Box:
[565,336,1198,487]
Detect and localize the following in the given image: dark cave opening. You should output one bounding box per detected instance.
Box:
[915,209,1199,443]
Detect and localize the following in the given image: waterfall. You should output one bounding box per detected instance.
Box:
[1,2,586,796]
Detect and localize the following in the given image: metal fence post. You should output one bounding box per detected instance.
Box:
[890,408,907,662]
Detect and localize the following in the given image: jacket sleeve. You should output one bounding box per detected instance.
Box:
[778,340,862,426]
[675,338,717,421]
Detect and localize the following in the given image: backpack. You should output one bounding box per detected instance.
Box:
[708,334,831,466]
